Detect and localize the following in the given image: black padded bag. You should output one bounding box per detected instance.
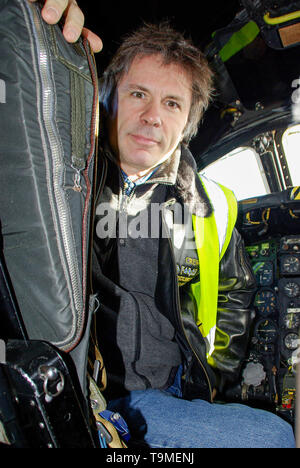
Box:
[0,0,99,360]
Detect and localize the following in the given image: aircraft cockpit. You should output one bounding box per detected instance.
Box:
[192,0,300,432]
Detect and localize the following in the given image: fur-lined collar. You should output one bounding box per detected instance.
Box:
[133,145,212,217]
[101,144,213,218]
[171,146,213,218]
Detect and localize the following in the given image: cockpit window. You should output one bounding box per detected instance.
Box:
[282,124,300,188]
[199,147,269,201]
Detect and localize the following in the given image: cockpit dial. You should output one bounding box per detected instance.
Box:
[281,255,300,275]
[283,281,300,298]
[254,289,277,317]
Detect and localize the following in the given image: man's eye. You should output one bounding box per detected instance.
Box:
[166,100,180,109]
[132,91,145,99]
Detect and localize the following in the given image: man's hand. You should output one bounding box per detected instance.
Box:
[28,0,103,52]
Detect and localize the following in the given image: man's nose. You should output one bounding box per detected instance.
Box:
[140,101,162,127]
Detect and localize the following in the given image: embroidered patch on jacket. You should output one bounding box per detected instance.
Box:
[177,256,199,286]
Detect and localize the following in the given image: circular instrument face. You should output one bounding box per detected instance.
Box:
[284,332,299,350]
[254,289,277,317]
[253,261,273,286]
[284,310,300,329]
[281,255,300,274]
[254,319,278,344]
[283,281,300,298]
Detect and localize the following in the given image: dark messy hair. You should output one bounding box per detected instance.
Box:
[99,22,214,144]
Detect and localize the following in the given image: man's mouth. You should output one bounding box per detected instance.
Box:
[130,133,160,146]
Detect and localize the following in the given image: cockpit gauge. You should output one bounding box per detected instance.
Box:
[281,255,300,275]
[283,281,300,298]
[284,332,299,351]
[284,309,300,329]
[254,319,278,344]
[280,236,300,253]
[253,261,273,286]
[254,289,277,317]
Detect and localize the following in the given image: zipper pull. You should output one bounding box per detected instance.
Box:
[72,167,82,192]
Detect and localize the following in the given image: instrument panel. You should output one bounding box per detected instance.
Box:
[224,235,300,425]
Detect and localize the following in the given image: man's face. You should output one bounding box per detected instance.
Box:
[108,54,192,176]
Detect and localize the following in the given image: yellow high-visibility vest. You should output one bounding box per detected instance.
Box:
[191,176,238,356]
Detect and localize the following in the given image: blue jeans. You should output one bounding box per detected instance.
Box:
[107,369,295,448]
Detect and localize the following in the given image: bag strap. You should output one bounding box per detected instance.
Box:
[88,314,107,391]
[88,375,127,448]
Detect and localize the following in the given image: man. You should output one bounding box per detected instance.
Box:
[31,0,295,448]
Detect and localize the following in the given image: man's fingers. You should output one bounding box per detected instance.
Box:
[82,28,103,53]
[27,1,103,53]
[62,1,84,43]
[28,0,68,24]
